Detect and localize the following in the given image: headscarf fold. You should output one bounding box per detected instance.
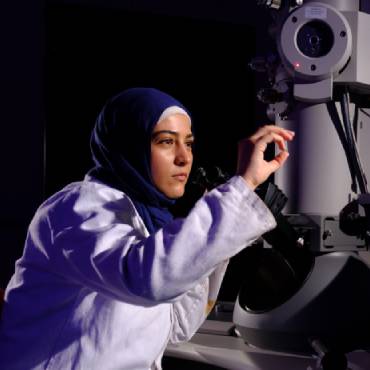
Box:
[88,87,191,233]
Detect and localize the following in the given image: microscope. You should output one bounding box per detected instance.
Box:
[233,1,370,369]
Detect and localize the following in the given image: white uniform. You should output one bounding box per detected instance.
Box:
[0,175,276,370]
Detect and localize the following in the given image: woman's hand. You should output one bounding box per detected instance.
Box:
[236,125,295,190]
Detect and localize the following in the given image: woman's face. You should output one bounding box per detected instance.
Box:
[151,113,193,198]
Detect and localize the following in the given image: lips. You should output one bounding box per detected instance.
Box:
[172,173,188,181]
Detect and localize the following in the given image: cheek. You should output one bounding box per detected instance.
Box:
[151,149,170,183]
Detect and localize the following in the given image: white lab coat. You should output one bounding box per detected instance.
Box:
[0,175,276,370]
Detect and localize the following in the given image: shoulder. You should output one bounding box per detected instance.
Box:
[33,176,148,236]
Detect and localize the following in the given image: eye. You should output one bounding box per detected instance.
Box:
[186,140,194,149]
[158,138,174,145]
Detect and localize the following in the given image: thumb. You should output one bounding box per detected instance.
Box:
[266,150,289,173]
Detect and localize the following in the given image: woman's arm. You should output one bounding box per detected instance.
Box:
[29,125,292,304]
[35,175,274,306]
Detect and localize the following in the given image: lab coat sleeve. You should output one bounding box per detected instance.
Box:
[28,176,275,305]
[123,176,276,302]
[169,260,229,344]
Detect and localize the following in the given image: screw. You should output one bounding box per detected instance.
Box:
[323,230,333,240]
[297,237,305,247]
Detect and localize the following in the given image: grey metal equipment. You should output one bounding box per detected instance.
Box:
[233,1,370,369]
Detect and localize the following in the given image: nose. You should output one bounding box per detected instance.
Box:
[174,143,192,166]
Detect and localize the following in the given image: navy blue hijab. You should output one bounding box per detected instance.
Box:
[89,87,191,233]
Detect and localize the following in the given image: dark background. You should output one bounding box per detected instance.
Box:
[45,3,258,198]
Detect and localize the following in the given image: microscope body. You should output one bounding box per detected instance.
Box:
[233,0,370,363]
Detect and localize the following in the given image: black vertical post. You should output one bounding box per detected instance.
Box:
[0,0,45,286]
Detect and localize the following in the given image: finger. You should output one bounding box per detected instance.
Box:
[255,132,289,153]
[253,126,294,142]
[266,150,290,172]
[250,125,295,143]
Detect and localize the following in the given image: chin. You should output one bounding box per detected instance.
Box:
[168,191,185,199]
[165,187,186,199]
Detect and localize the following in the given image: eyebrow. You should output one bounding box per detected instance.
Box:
[151,130,194,139]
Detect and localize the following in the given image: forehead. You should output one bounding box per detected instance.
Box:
[153,113,192,134]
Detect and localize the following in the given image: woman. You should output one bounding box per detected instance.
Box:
[0,87,294,369]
